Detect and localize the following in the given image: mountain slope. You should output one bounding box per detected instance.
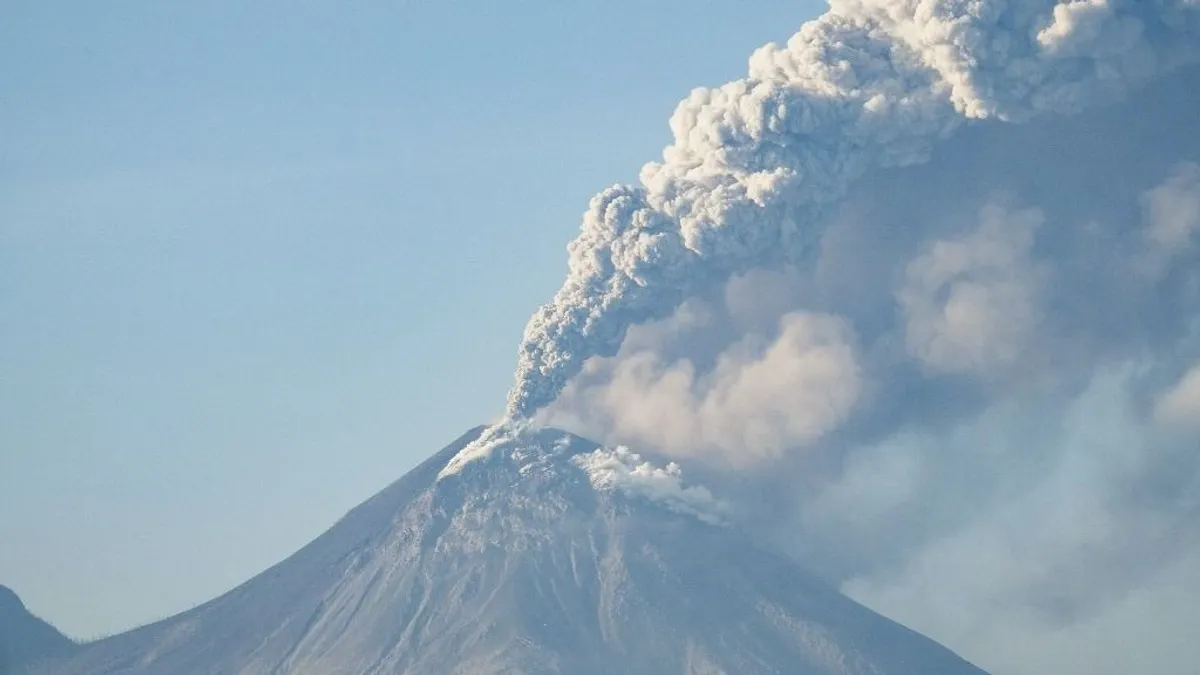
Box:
[0,586,77,675]
[27,427,989,675]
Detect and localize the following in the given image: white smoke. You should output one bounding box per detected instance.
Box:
[546,312,861,462]
[538,90,1200,674]
[1138,160,1200,278]
[572,447,728,526]
[1155,362,1200,428]
[506,0,1200,421]
[898,201,1044,376]
[434,4,1200,672]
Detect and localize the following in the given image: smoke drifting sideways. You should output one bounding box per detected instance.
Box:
[505,0,1200,422]
[433,3,1200,669]
[539,56,1200,675]
[482,8,1200,668]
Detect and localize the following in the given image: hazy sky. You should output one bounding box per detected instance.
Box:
[7,4,1200,675]
[0,0,825,638]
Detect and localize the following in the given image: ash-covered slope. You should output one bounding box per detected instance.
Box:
[28,427,988,675]
[0,586,77,675]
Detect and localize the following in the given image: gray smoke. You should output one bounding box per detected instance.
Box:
[531,47,1200,673]
[466,4,1200,673]
[506,0,1200,421]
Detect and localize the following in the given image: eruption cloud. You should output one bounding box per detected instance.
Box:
[447,3,1200,673]
[438,4,1200,671]
[506,0,1200,421]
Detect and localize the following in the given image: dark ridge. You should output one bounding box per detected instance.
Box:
[0,586,77,675]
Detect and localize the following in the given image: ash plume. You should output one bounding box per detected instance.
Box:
[478,4,1200,674]
[506,0,1200,421]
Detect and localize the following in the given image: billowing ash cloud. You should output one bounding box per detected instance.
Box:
[506,0,1200,421]
[547,310,861,462]
[898,202,1045,376]
[455,4,1200,673]
[537,106,1200,673]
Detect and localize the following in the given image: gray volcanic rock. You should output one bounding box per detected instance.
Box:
[28,427,989,675]
[0,585,76,675]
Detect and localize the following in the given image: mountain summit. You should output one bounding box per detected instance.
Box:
[25,427,988,675]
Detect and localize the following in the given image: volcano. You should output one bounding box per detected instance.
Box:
[22,427,988,675]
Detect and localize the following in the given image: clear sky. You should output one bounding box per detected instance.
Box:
[0,0,826,638]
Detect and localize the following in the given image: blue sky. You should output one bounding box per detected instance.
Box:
[0,0,826,638]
